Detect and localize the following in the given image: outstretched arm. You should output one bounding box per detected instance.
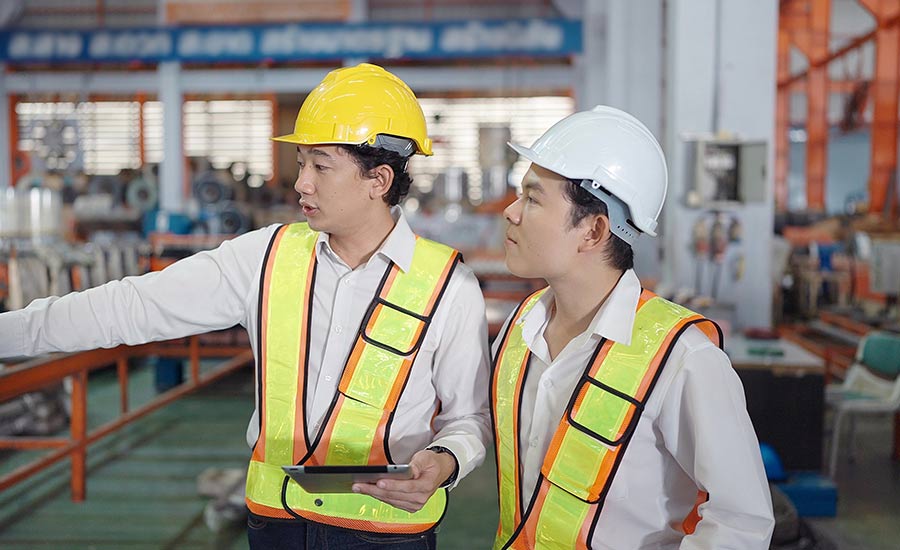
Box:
[0,226,276,359]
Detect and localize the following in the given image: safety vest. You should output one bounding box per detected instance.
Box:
[491,288,722,550]
[245,223,460,533]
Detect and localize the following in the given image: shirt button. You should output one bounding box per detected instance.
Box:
[529,438,539,448]
[324,375,332,382]
[543,379,554,389]
[334,326,343,334]
[344,278,352,286]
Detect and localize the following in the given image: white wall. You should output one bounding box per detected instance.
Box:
[663,0,778,329]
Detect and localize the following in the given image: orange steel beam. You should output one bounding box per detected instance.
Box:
[190,334,200,383]
[778,22,892,88]
[782,79,875,97]
[117,356,129,414]
[8,93,20,187]
[71,370,87,501]
[153,345,248,358]
[0,437,68,450]
[776,11,793,212]
[0,342,247,400]
[786,0,831,212]
[859,0,900,216]
[0,347,133,400]
[0,342,252,500]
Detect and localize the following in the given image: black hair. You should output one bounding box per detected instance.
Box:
[561,180,634,271]
[338,143,413,206]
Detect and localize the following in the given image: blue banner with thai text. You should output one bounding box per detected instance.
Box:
[0,19,582,64]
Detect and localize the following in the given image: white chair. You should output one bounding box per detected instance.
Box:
[826,331,900,478]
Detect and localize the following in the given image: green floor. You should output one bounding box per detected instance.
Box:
[808,413,900,550]
[5,360,898,549]
[0,362,498,549]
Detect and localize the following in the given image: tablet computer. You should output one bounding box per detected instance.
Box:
[282,464,412,494]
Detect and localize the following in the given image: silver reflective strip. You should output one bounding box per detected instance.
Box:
[372,134,416,157]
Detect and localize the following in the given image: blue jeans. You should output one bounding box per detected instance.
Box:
[247,513,437,550]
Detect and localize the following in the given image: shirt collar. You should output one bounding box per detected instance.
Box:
[519,269,643,352]
[315,206,416,272]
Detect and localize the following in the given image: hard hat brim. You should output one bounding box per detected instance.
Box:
[507,142,542,167]
[272,132,433,156]
[271,133,303,144]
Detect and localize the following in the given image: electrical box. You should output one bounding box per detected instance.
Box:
[684,139,767,207]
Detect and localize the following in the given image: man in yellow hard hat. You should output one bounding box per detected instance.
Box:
[489,106,774,549]
[0,64,491,549]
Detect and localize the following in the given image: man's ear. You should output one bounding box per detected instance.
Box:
[368,164,395,200]
[579,214,611,253]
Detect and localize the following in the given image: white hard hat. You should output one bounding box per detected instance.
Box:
[508,105,667,238]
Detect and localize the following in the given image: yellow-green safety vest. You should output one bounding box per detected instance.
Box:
[491,288,722,549]
[245,223,460,534]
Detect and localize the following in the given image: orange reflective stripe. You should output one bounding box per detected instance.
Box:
[379,264,401,298]
[385,320,427,406]
[521,481,549,548]
[519,479,596,550]
[421,244,457,312]
[341,339,368,394]
[246,498,294,520]
[309,394,342,466]
[638,287,655,306]
[492,289,548,550]
[575,502,597,550]
[697,320,723,347]
[292,507,440,534]
[577,343,618,498]
[292,250,317,464]
[543,340,613,486]
[492,289,546,533]
[369,410,390,464]
[252,225,288,463]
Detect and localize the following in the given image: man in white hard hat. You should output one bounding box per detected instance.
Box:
[0,64,491,549]
[489,106,774,549]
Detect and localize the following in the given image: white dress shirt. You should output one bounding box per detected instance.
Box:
[492,269,774,549]
[0,209,491,486]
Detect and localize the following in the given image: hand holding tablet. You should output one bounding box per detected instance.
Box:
[282,464,413,494]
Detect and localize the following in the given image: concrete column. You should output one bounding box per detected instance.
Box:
[576,0,665,282]
[574,0,606,111]
[158,61,184,211]
[0,64,9,188]
[663,0,777,329]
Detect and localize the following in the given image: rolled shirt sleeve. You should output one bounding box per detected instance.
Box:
[0,226,276,359]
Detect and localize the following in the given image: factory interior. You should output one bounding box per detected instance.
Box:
[0,1,899,549]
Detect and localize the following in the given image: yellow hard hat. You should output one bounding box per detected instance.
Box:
[273,63,433,156]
